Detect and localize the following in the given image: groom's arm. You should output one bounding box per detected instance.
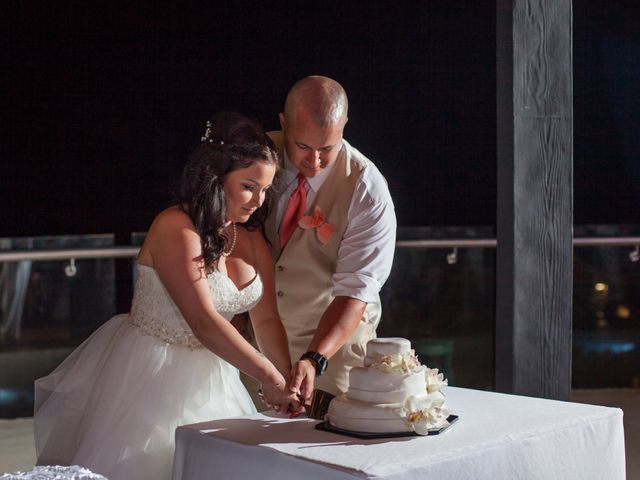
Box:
[289,296,366,400]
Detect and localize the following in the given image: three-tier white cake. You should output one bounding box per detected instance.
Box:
[326,337,450,435]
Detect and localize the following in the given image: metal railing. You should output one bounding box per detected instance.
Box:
[395,237,640,264]
[0,237,638,266]
[0,246,139,262]
[396,237,640,249]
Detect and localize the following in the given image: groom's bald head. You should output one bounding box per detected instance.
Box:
[283,76,348,127]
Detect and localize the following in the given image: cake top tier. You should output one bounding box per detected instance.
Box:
[365,337,411,358]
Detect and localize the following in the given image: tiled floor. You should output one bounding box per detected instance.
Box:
[1,389,637,476]
[0,417,35,474]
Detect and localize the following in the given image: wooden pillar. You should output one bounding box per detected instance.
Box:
[496,0,573,400]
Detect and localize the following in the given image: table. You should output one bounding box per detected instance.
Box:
[172,387,626,480]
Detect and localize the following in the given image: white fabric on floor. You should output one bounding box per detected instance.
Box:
[0,465,106,479]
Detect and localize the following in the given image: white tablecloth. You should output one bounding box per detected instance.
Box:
[172,387,626,480]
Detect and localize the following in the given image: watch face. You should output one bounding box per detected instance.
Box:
[317,355,328,374]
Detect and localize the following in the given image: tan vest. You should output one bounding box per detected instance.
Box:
[265,132,381,395]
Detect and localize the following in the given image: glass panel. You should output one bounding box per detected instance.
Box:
[378,227,496,390]
[0,235,116,417]
[0,226,637,418]
[573,225,640,389]
[380,224,640,391]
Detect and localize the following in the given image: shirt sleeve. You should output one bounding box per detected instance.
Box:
[332,163,397,303]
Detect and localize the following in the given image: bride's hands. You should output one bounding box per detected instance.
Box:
[259,382,301,415]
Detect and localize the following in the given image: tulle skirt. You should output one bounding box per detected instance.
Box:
[34,314,256,480]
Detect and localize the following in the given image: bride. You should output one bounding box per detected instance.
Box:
[33,112,300,480]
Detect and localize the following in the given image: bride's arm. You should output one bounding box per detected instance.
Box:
[246,229,292,381]
[145,208,285,390]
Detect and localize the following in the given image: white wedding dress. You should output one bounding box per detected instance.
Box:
[34,264,260,480]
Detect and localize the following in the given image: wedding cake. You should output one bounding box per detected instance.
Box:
[325,337,450,435]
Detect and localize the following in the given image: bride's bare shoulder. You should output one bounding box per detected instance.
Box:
[139,207,198,267]
[148,206,195,233]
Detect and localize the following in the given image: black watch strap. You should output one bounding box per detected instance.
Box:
[300,351,328,377]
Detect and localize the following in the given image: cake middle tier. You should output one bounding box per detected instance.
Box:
[326,395,411,433]
[347,366,427,403]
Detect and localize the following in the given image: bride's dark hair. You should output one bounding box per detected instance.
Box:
[178,111,278,272]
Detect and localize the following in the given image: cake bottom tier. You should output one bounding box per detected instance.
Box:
[326,394,410,433]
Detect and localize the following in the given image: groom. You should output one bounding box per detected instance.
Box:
[265,76,397,401]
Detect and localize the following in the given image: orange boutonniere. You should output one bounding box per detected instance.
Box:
[299,206,333,245]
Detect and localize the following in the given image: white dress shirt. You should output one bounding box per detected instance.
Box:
[275,140,397,304]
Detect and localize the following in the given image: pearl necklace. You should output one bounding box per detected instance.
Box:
[222,222,237,256]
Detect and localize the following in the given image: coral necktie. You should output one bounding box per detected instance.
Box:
[279,173,307,249]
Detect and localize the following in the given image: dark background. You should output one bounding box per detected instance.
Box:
[3,1,639,238]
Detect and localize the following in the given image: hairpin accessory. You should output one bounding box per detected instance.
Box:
[200,120,225,145]
[201,121,213,142]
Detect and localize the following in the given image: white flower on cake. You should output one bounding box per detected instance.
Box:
[425,367,448,393]
[366,349,421,373]
[399,395,451,435]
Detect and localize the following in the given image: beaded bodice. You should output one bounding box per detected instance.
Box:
[129,264,262,349]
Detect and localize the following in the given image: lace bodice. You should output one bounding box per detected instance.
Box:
[128,264,262,349]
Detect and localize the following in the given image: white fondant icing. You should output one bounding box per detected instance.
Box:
[326,395,411,433]
[365,337,411,358]
[326,337,450,435]
[347,366,426,403]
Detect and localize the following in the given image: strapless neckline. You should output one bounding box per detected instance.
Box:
[137,263,259,293]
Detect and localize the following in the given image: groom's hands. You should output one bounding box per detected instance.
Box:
[289,359,317,406]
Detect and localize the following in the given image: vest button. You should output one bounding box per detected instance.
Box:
[277,265,284,272]
[277,290,284,297]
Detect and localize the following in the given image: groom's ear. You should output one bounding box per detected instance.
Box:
[279,112,286,131]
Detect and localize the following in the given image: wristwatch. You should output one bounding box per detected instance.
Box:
[300,351,328,377]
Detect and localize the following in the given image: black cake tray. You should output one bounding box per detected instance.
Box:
[315,414,459,439]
